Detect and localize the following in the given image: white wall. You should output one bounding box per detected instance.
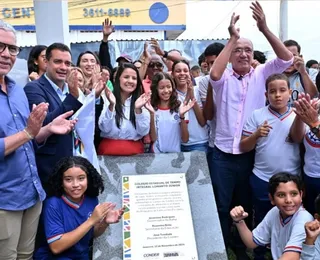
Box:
[16,30,164,47]
[178,0,320,61]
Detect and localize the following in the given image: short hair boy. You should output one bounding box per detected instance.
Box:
[300,194,320,259]
[240,73,303,258]
[191,65,201,78]
[230,172,313,260]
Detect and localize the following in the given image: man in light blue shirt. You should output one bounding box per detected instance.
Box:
[0,21,76,259]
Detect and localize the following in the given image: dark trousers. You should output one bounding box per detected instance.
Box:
[209,146,254,250]
[250,174,273,260]
[304,174,320,216]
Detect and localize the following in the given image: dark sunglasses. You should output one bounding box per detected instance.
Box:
[148,62,163,69]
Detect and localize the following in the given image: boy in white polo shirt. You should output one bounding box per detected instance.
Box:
[230,172,313,260]
[240,73,302,259]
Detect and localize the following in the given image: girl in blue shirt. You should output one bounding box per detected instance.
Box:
[34,156,124,259]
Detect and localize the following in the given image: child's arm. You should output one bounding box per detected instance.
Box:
[300,220,320,260]
[187,82,207,127]
[240,120,272,152]
[94,205,125,238]
[289,115,306,143]
[49,203,112,255]
[278,252,301,260]
[230,206,258,249]
[203,82,214,121]
[144,103,156,142]
[179,99,196,143]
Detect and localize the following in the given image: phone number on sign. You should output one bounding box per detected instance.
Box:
[83,8,130,17]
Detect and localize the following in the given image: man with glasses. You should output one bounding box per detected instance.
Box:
[142,54,164,94]
[209,2,293,259]
[0,20,76,259]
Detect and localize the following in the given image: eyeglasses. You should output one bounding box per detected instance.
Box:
[0,42,21,56]
[233,48,253,55]
[148,62,163,69]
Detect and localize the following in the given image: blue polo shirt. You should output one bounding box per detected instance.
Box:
[35,195,99,259]
[0,76,45,210]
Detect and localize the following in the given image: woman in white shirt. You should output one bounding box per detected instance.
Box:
[98,63,151,155]
[171,60,209,152]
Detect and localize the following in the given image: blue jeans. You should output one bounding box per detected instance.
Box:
[209,146,254,249]
[250,174,273,260]
[181,142,208,153]
[304,174,320,216]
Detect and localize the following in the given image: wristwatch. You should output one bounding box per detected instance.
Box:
[310,122,320,135]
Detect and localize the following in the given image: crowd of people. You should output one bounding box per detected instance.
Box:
[2,0,320,259]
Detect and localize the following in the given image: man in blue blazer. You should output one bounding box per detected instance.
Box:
[24,43,82,190]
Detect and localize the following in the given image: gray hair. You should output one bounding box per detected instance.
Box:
[0,19,16,40]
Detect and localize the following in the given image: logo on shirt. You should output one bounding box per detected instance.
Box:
[174,114,180,121]
[87,211,93,219]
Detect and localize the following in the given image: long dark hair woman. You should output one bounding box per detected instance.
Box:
[98,62,151,155]
[27,45,47,81]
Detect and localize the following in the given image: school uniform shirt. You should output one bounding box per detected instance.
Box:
[288,70,315,106]
[176,85,209,146]
[210,57,293,154]
[242,106,301,182]
[35,195,98,259]
[98,96,150,140]
[303,129,320,178]
[253,206,313,260]
[152,108,181,153]
[301,237,320,260]
[198,75,216,148]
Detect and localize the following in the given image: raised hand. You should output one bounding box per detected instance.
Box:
[293,56,306,74]
[26,103,49,138]
[254,120,272,138]
[150,38,165,57]
[104,206,125,224]
[94,79,106,99]
[228,13,240,39]
[179,99,196,118]
[143,41,152,63]
[230,206,249,223]
[102,18,114,40]
[251,60,261,69]
[105,87,116,105]
[250,1,268,33]
[186,75,195,99]
[135,93,151,110]
[305,220,320,245]
[49,110,77,135]
[90,203,114,225]
[29,71,40,81]
[68,70,79,99]
[144,101,155,115]
[293,93,319,127]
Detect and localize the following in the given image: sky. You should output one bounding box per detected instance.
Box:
[178,0,320,61]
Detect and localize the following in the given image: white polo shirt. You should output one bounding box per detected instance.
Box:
[242,106,301,182]
[152,108,181,153]
[304,129,320,178]
[176,85,209,146]
[253,206,313,259]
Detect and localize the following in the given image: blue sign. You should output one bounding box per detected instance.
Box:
[149,2,169,24]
